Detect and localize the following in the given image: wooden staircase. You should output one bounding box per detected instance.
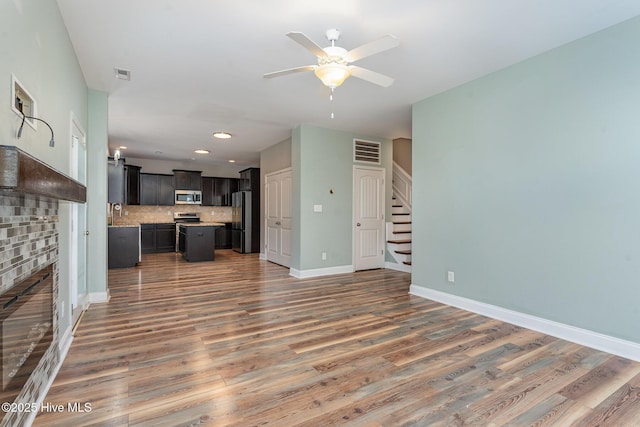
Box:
[387,198,412,268]
[387,161,412,271]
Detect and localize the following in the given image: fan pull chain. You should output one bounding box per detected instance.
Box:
[330,88,335,119]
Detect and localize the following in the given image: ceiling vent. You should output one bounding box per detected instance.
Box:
[114,68,131,80]
[354,139,381,164]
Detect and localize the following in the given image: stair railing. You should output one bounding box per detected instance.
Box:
[392,161,412,211]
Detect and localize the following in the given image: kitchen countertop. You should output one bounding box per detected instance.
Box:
[108,224,140,228]
[178,222,226,227]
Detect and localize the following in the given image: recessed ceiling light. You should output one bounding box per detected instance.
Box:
[228,160,236,163]
[213,132,232,139]
[118,146,128,150]
[194,149,210,154]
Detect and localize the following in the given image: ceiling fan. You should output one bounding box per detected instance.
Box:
[264,29,400,90]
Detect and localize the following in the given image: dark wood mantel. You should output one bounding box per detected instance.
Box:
[0,145,86,203]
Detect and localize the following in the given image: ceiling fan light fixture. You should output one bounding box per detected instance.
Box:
[194,149,210,154]
[315,63,351,89]
[213,131,232,139]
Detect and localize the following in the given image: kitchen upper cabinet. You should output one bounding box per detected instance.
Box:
[108,159,125,204]
[124,165,141,205]
[201,177,214,206]
[201,177,238,206]
[141,173,174,205]
[239,167,260,192]
[157,175,174,205]
[173,169,202,191]
[215,178,238,206]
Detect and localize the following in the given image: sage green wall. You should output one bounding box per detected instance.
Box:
[292,124,392,271]
[0,0,88,335]
[412,16,640,343]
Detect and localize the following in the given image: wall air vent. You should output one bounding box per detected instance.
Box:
[354,139,381,164]
[114,68,131,80]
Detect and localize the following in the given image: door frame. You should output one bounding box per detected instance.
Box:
[264,167,292,268]
[69,111,88,327]
[352,165,386,271]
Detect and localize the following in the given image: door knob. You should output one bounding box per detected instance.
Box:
[356,223,361,227]
[85,231,90,236]
[276,221,281,225]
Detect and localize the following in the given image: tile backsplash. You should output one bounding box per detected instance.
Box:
[109,205,233,225]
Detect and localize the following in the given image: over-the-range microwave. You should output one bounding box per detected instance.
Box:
[175,190,202,205]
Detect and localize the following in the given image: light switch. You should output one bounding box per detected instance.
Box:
[313,204,323,212]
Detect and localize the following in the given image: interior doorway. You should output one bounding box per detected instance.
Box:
[353,166,385,271]
[69,113,88,327]
[265,168,292,268]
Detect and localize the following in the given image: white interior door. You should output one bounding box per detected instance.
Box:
[265,169,292,267]
[354,166,385,271]
[70,114,88,326]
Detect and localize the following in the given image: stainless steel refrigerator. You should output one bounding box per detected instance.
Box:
[232,191,252,253]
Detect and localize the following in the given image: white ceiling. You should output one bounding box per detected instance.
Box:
[56,0,640,168]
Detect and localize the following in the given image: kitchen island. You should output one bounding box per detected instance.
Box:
[178,222,225,262]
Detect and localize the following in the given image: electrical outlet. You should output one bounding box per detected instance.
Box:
[447,271,455,283]
[321,252,327,260]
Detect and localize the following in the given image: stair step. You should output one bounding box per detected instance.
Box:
[403,261,412,265]
[396,250,412,255]
[392,204,403,208]
[392,221,411,225]
[392,231,412,234]
[392,212,410,215]
[388,239,411,244]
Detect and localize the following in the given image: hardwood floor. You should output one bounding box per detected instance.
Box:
[34,250,640,426]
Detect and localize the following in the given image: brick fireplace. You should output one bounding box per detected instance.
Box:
[0,193,60,427]
[0,145,86,427]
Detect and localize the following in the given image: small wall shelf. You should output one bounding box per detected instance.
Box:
[11,74,37,130]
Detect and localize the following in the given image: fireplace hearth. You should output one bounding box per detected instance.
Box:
[0,264,53,405]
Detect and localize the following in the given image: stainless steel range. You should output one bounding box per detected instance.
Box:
[173,212,200,251]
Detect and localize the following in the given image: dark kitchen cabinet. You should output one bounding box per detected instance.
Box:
[141,223,176,253]
[156,223,176,252]
[125,165,141,205]
[216,178,238,206]
[141,173,174,205]
[215,223,232,249]
[173,169,202,191]
[179,225,215,262]
[108,226,139,268]
[107,158,125,204]
[239,167,259,192]
[201,177,214,205]
[202,177,238,206]
[140,224,155,253]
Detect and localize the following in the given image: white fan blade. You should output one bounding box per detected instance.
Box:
[345,34,400,62]
[349,66,395,87]
[263,65,316,79]
[287,32,327,58]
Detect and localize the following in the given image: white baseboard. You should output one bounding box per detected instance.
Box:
[259,252,266,260]
[89,289,110,304]
[290,265,354,279]
[385,261,412,273]
[409,284,640,362]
